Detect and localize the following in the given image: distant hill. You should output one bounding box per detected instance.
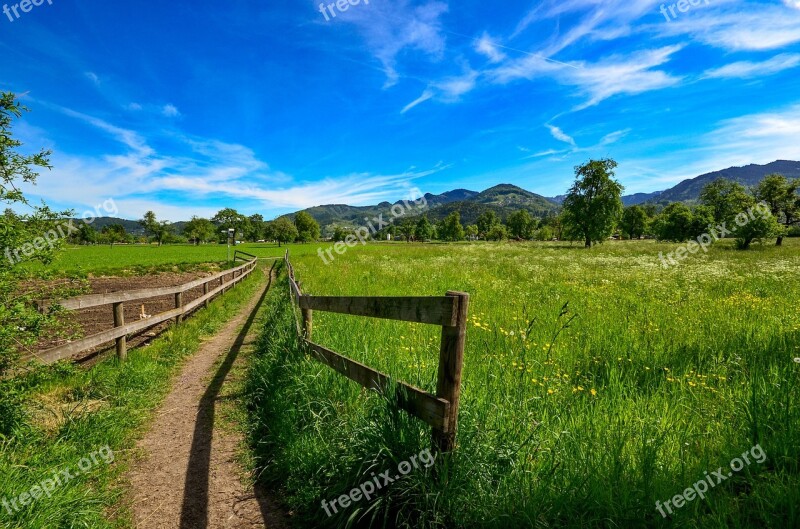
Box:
[653,160,800,204]
[79,217,187,237]
[423,188,480,206]
[622,191,662,206]
[88,217,145,235]
[289,184,560,233]
[79,160,800,234]
[551,161,800,206]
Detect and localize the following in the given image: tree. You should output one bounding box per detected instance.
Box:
[506,210,535,240]
[438,211,465,241]
[535,225,554,241]
[246,214,266,241]
[294,211,320,243]
[263,221,276,242]
[699,179,751,226]
[0,92,76,431]
[415,216,433,242]
[465,224,479,240]
[729,197,783,250]
[476,210,499,239]
[541,214,563,240]
[213,208,246,242]
[487,223,509,241]
[620,205,648,240]
[754,174,800,246]
[184,216,217,245]
[331,226,350,242]
[399,219,416,242]
[101,224,128,247]
[139,211,171,246]
[651,203,713,242]
[70,222,97,245]
[272,217,298,247]
[562,159,624,247]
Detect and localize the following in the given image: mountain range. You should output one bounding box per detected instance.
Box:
[290,160,800,232]
[85,160,800,235]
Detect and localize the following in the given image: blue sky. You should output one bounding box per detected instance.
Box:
[2,0,800,221]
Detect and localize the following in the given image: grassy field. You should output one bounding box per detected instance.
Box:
[245,238,800,528]
[21,243,310,276]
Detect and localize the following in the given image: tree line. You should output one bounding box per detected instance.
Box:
[67,209,323,247]
[349,159,798,249]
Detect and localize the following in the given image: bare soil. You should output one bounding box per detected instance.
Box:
[128,266,290,529]
[32,270,244,363]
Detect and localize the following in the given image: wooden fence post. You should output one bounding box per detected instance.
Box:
[203,282,210,308]
[302,308,313,339]
[113,302,127,361]
[296,279,312,339]
[175,292,183,323]
[433,291,469,453]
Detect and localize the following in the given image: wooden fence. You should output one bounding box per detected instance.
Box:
[284,251,469,452]
[35,254,259,364]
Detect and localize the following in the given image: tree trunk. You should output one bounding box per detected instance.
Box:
[776,236,784,246]
[585,238,592,248]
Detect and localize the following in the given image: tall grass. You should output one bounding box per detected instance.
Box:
[244,240,800,528]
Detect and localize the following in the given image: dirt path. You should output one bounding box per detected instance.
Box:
[129,264,289,529]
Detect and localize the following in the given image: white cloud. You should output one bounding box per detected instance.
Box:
[546,124,576,146]
[162,104,180,117]
[703,53,800,79]
[513,0,660,55]
[23,105,448,219]
[401,70,478,113]
[491,45,683,109]
[475,33,507,63]
[618,104,800,193]
[655,4,800,51]
[707,104,800,160]
[785,0,800,9]
[55,106,154,156]
[84,72,100,85]
[330,0,448,87]
[401,90,434,114]
[600,129,630,145]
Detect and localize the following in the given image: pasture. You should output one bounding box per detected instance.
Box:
[4,239,799,528]
[245,238,800,528]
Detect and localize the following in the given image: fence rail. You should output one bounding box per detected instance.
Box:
[35,258,259,364]
[284,251,468,452]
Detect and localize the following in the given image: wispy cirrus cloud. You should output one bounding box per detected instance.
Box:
[475,33,507,63]
[703,53,800,79]
[655,3,800,51]
[546,124,576,146]
[401,69,479,113]
[491,45,684,110]
[325,0,449,87]
[24,104,446,218]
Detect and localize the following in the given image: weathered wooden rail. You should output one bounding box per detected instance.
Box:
[36,258,259,364]
[284,251,469,452]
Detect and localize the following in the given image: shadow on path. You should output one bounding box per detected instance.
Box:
[178,265,278,528]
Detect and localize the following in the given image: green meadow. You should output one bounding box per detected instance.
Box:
[245,239,800,528]
[5,239,799,528]
[21,243,311,276]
